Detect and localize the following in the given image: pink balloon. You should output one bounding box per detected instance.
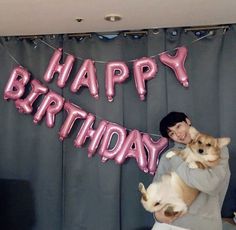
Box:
[70,59,99,99]
[15,79,48,114]
[4,66,30,101]
[115,130,148,173]
[87,120,108,157]
[33,91,65,128]
[142,135,168,175]
[133,57,158,100]
[105,61,129,102]
[159,46,189,87]
[59,102,87,141]
[99,123,126,162]
[43,48,75,88]
[74,113,96,148]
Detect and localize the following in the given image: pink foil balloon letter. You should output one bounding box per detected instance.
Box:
[159,46,189,87]
[105,61,129,102]
[142,135,168,175]
[4,66,30,101]
[115,130,148,173]
[70,59,99,99]
[33,91,65,128]
[59,102,87,141]
[15,79,48,114]
[43,48,75,88]
[133,58,158,100]
[99,123,126,162]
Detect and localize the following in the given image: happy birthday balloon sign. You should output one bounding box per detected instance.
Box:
[3,66,168,174]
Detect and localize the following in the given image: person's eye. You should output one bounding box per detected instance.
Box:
[168,132,174,137]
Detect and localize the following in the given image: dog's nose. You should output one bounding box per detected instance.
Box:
[198,149,204,154]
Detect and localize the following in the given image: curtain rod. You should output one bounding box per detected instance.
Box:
[184,24,230,32]
[13,24,231,40]
[67,33,92,38]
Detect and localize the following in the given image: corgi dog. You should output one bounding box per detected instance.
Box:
[139,172,199,217]
[139,127,230,216]
[166,127,231,169]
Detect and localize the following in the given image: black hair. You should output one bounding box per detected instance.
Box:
[159,111,189,138]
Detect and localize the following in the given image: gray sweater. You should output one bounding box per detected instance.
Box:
[152,143,230,230]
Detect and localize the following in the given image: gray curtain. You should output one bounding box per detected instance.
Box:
[0,26,235,230]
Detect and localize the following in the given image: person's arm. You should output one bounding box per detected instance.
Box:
[153,148,173,183]
[169,146,230,195]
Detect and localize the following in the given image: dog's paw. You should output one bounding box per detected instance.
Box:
[196,161,206,169]
[204,155,218,162]
[188,162,198,169]
[166,151,176,159]
[164,206,185,217]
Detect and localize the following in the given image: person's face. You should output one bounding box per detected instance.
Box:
[167,119,192,144]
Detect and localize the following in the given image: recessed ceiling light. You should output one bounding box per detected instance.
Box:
[104,14,122,22]
[75,18,83,22]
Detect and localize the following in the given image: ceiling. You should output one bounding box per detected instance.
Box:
[1,0,236,37]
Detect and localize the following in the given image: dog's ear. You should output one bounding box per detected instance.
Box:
[138,183,145,193]
[189,126,199,140]
[217,137,231,148]
[138,183,148,201]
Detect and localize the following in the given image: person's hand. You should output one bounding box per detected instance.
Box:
[154,208,183,224]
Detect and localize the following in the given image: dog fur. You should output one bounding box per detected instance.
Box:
[166,127,231,169]
[139,127,230,217]
[139,172,199,216]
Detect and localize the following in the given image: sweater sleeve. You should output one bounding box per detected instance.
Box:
[152,149,173,183]
[169,146,230,195]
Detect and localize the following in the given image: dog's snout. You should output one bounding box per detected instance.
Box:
[198,149,204,154]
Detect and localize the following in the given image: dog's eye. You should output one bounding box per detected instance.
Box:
[206,143,211,147]
[154,202,160,206]
[198,140,202,144]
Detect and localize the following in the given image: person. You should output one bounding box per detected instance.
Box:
[151,111,231,230]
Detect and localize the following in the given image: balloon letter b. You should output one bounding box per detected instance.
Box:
[4,66,30,101]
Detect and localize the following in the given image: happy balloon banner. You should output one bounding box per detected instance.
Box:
[43,46,189,102]
[2,45,189,174]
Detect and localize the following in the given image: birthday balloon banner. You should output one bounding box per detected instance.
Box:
[2,45,189,174]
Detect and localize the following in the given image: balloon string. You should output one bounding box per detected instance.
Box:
[39,39,57,51]
[40,30,218,63]
[93,115,162,138]
[1,42,21,66]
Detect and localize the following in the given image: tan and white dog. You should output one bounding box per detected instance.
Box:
[139,127,230,217]
[166,127,231,169]
[139,172,199,217]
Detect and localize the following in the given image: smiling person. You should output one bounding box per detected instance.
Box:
[151,111,231,230]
